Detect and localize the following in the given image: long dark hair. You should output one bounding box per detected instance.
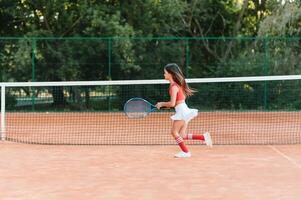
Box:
[164,63,195,96]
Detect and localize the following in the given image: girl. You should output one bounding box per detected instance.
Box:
[156,63,212,158]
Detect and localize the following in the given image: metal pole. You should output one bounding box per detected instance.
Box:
[108,38,112,111]
[263,37,269,110]
[31,38,36,111]
[185,38,190,78]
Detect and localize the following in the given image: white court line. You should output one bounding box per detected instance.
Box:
[269,145,301,169]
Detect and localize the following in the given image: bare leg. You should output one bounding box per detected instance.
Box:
[171,120,190,154]
[170,120,185,139]
[179,122,188,138]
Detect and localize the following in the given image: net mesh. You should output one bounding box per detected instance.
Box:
[1,76,301,145]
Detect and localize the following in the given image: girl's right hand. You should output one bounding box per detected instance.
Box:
[155,102,162,109]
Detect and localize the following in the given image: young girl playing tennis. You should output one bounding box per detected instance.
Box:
[156,63,212,158]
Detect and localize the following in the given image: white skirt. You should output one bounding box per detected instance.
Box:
[171,103,198,123]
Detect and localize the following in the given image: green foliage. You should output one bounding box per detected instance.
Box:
[268,39,301,75]
[1,0,301,111]
[0,92,17,109]
[257,1,301,75]
[258,1,301,36]
[0,0,274,82]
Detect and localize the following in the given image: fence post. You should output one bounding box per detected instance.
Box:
[31,38,36,111]
[263,36,270,110]
[32,38,36,82]
[108,38,112,80]
[107,38,112,111]
[185,38,190,78]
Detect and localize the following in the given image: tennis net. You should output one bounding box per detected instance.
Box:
[1,75,301,145]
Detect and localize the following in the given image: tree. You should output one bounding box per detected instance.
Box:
[258,1,301,36]
[258,1,301,75]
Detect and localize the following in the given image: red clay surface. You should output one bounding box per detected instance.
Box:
[0,143,301,200]
[4,111,301,145]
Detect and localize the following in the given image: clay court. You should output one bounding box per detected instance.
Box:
[0,143,301,200]
[1,112,301,199]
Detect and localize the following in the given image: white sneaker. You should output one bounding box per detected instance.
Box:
[174,151,191,158]
[203,132,213,148]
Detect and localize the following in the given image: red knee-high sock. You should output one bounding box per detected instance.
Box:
[175,136,189,153]
[183,133,204,140]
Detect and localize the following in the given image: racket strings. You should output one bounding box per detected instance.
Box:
[124,99,153,118]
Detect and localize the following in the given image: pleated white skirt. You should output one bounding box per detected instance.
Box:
[170,102,198,123]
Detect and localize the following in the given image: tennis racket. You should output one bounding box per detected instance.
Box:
[124,97,157,119]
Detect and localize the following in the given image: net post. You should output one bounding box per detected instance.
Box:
[1,85,6,141]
